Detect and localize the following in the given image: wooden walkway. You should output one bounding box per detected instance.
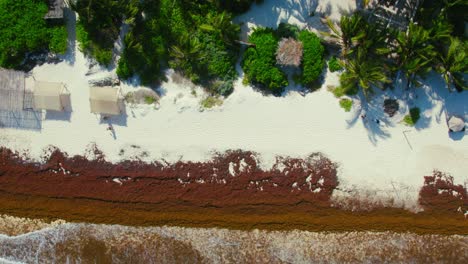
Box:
[0,69,26,111]
[0,69,41,130]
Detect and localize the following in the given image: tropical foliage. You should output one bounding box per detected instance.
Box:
[114,0,242,95]
[0,0,67,68]
[71,0,126,66]
[298,31,325,89]
[339,47,389,96]
[403,107,421,126]
[393,23,436,87]
[328,56,343,72]
[339,98,353,112]
[322,12,366,58]
[436,37,467,91]
[242,28,288,94]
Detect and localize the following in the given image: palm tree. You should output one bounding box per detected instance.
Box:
[322,12,366,59]
[200,11,240,46]
[340,47,390,97]
[436,37,467,91]
[169,33,205,74]
[394,23,436,88]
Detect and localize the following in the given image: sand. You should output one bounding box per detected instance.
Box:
[0,0,467,211]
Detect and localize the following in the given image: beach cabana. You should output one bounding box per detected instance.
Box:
[33,81,68,111]
[448,116,465,132]
[89,86,122,115]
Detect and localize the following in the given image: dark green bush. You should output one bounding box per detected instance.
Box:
[116,56,132,79]
[328,56,343,72]
[0,0,66,68]
[403,107,421,126]
[72,0,124,65]
[118,0,240,90]
[298,31,324,89]
[49,27,68,54]
[276,22,301,38]
[242,28,288,94]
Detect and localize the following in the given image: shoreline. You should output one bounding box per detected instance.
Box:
[0,147,466,235]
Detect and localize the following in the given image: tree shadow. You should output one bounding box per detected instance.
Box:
[449,130,465,141]
[234,0,320,29]
[0,110,42,131]
[346,90,391,145]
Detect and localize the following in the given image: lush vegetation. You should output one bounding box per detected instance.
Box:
[339,98,353,112]
[242,28,288,94]
[72,0,126,66]
[111,0,241,95]
[403,107,421,126]
[328,56,343,72]
[0,0,67,68]
[298,31,325,89]
[242,24,325,94]
[201,96,223,109]
[325,1,467,96]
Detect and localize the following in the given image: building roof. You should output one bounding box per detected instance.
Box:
[33,81,65,111]
[276,38,303,67]
[44,0,64,19]
[89,86,121,115]
[0,69,26,111]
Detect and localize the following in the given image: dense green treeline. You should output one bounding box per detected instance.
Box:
[328,1,467,96]
[73,0,261,95]
[242,24,325,95]
[0,0,67,68]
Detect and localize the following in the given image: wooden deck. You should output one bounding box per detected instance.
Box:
[0,69,26,111]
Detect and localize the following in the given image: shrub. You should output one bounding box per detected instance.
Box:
[0,0,65,68]
[76,23,91,52]
[403,107,420,126]
[71,0,123,65]
[116,57,133,79]
[276,22,301,38]
[328,56,343,72]
[339,98,353,112]
[201,96,223,108]
[144,96,157,104]
[298,31,325,89]
[94,48,113,66]
[49,27,68,54]
[242,28,288,94]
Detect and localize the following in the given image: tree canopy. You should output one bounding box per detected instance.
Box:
[0,0,67,68]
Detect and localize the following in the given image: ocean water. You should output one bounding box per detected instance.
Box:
[0,216,467,263]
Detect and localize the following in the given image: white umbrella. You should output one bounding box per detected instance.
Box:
[448,116,465,132]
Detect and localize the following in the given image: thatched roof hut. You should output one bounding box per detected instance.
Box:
[276,38,303,67]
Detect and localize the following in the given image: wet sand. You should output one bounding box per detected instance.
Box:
[0,147,467,235]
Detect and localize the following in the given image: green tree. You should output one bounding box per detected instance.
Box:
[0,0,50,67]
[394,23,436,88]
[298,30,325,88]
[436,37,467,91]
[340,48,390,96]
[242,28,288,94]
[322,12,366,58]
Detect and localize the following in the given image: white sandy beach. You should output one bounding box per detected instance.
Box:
[0,0,466,211]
